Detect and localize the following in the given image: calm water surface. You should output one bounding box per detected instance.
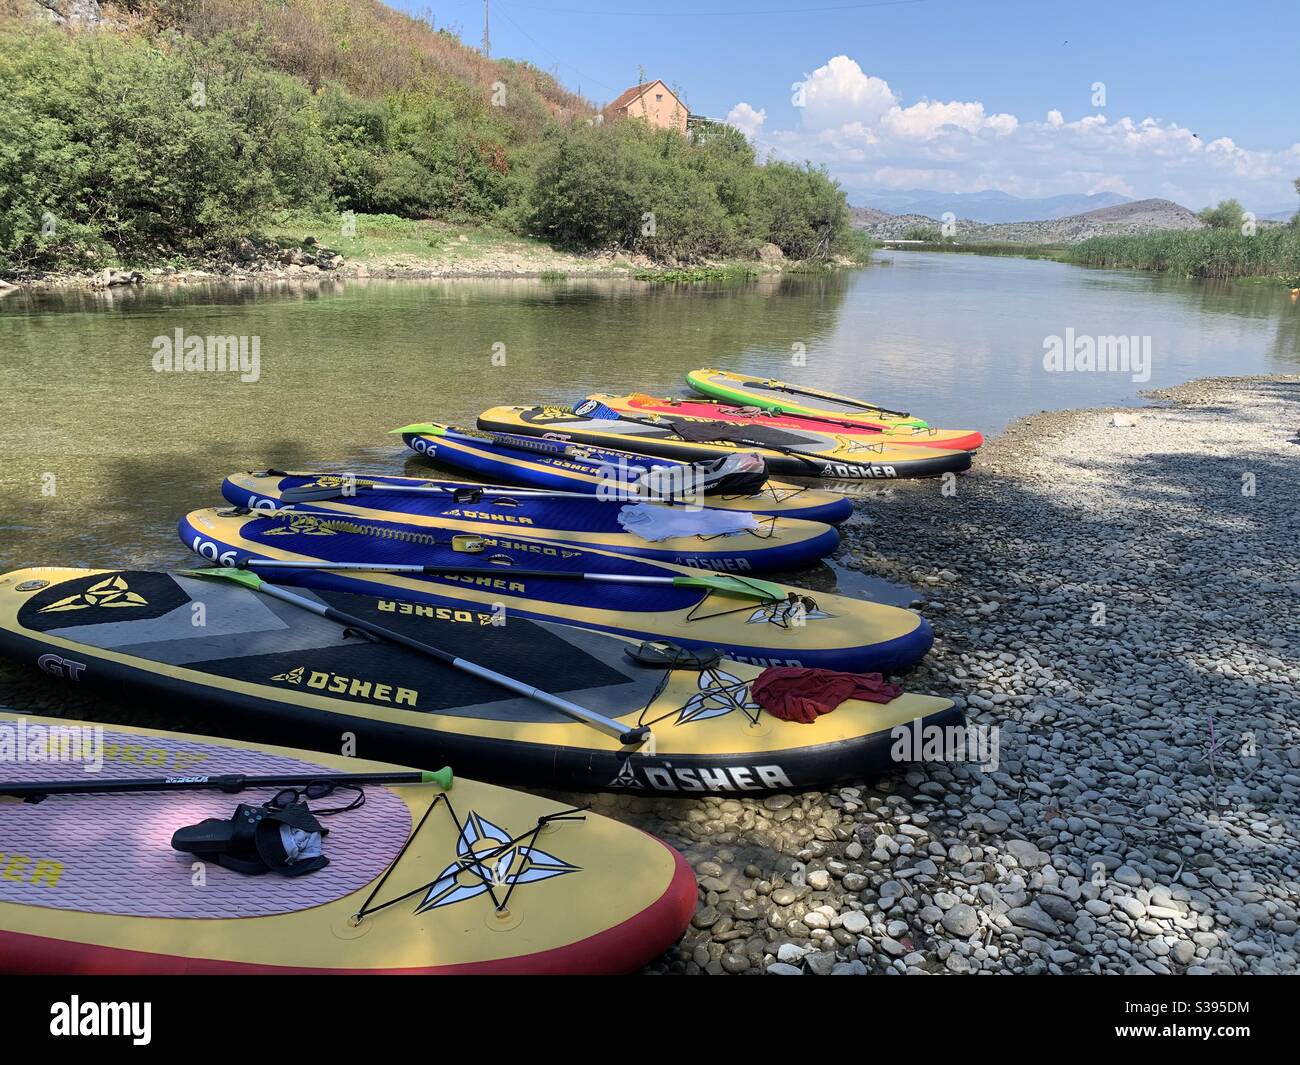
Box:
[2,252,1297,580]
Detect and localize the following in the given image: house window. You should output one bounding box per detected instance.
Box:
[655,94,663,102]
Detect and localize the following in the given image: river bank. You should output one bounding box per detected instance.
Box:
[593,374,1300,975]
[0,218,836,293]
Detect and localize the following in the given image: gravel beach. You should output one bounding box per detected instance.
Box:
[588,375,1300,976]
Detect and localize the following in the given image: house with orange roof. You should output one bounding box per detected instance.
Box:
[602,80,688,134]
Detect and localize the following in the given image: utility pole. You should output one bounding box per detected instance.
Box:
[482,0,491,58]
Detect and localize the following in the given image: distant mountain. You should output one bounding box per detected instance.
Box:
[854,189,1132,224]
[851,197,1205,245]
[1068,198,1201,227]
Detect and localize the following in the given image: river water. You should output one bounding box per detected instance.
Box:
[1,251,1297,583]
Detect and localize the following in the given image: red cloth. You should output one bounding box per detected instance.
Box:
[751,667,903,724]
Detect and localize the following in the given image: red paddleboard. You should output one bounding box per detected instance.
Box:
[595,393,984,452]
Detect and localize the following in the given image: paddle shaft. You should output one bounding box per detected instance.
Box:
[677,398,899,436]
[612,411,831,474]
[280,482,636,504]
[251,580,651,747]
[0,769,443,800]
[754,382,910,419]
[245,559,676,583]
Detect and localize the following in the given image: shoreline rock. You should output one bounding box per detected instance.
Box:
[588,374,1298,975]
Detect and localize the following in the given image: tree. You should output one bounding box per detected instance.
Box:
[1198,199,1246,230]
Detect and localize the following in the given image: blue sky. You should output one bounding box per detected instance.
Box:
[404,1,1300,211]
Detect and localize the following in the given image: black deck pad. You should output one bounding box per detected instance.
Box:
[661,419,811,449]
[21,573,661,723]
[17,572,192,632]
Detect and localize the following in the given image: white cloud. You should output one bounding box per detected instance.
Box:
[725,102,767,139]
[799,55,897,129]
[737,56,1300,210]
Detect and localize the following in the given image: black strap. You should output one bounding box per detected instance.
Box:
[624,641,723,670]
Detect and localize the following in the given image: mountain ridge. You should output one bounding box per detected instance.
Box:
[852,189,1132,224]
[850,197,1209,244]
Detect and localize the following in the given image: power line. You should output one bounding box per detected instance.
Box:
[499,0,927,16]
[493,3,622,97]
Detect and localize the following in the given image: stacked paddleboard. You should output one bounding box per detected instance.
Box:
[476,402,973,479]
[0,365,980,974]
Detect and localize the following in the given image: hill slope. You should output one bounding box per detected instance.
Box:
[852,197,1206,244]
[860,189,1131,223]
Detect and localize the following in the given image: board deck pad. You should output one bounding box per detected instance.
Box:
[0,729,412,919]
[17,572,662,723]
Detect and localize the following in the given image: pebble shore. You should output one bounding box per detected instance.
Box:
[586,375,1300,976]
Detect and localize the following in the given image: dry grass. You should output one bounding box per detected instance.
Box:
[156,0,592,123]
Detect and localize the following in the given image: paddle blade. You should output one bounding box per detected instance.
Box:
[182,566,264,592]
[280,483,347,502]
[421,767,454,790]
[672,573,785,600]
[390,423,446,435]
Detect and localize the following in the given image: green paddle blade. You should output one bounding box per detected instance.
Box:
[421,767,454,789]
[182,566,264,591]
[672,573,785,600]
[390,423,446,435]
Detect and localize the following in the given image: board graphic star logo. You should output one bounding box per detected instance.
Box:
[416,811,579,912]
[37,575,148,613]
[271,666,305,685]
[746,601,833,626]
[833,435,885,456]
[674,668,762,726]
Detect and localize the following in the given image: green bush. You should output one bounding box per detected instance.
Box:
[0,28,331,271]
[749,161,848,260]
[513,121,849,262]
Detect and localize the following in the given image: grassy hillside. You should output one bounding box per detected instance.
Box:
[147,0,592,137]
[0,1,856,277]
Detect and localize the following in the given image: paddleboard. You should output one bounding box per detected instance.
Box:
[594,391,985,452]
[688,369,985,450]
[221,470,839,573]
[0,714,695,974]
[0,569,960,794]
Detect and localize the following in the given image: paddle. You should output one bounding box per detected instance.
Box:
[666,396,905,436]
[1,767,452,801]
[184,567,656,749]
[277,477,636,506]
[586,406,836,475]
[235,557,787,601]
[749,379,912,420]
[391,424,706,502]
